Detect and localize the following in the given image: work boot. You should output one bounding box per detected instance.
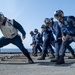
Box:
[32,52,35,56]
[34,54,37,57]
[50,53,55,59]
[51,56,59,62]
[28,59,34,64]
[56,56,65,65]
[68,55,75,59]
[46,54,49,57]
[39,53,42,56]
[37,55,45,60]
[48,55,55,59]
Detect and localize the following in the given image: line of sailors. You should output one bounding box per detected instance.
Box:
[30,10,75,64]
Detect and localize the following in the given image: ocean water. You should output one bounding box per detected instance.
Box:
[0,49,32,52]
[0,48,75,53]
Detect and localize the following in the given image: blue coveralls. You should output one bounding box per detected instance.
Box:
[34,32,43,55]
[58,16,75,56]
[0,19,32,60]
[42,26,54,57]
[30,34,36,55]
[51,21,75,57]
[50,21,62,57]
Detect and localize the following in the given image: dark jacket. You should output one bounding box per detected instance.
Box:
[13,19,26,36]
[35,32,43,44]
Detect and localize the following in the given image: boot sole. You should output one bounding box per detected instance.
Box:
[56,62,65,65]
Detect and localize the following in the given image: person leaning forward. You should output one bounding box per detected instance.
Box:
[0,12,34,64]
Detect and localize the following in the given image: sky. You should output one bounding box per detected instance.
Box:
[0,0,75,49]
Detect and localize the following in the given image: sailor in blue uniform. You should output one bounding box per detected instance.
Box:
[48,17,75,62]
[38,18,55,60]
[34,29,42,56]
[54,10,75,64]
[30,31,36,56]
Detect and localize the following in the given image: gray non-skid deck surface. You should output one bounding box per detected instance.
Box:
[0,53,75,75]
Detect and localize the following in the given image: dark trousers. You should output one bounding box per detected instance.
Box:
[0,35,32,60]
[51,39,74,57]
[42,36,54,57]
[47,46,54,54]
[59,35,75,56]
[32,46,35,55]
[34,43,42,55]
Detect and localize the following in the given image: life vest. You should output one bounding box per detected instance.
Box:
[0,19,18,39]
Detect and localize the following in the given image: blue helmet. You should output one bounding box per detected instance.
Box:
[41,24,46,28]
[54,10,64,17]
[50,17,53,22]
[44,18,50,24]
[30,31,34,35]
[34,29,38,33]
